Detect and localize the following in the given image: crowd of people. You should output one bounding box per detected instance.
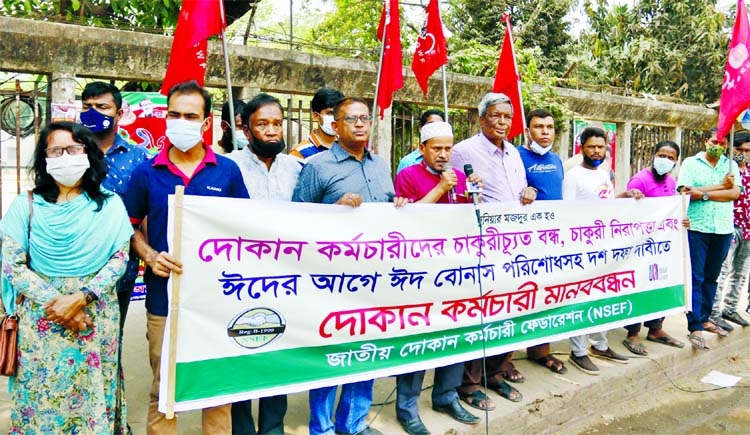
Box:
[0,80,747,435]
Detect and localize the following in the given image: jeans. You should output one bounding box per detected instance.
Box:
[569,332,608,357]
[712,227,750,317]
[395,363,462,422]
[231,395,287,434]
[309,380,373,435]
[686,230,733,332]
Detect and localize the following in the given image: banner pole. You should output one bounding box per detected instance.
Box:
[681,193,691,313]
[371,0,389,149]
[441,65,449,123]
[219,1,237,150]
[165,185,186,419]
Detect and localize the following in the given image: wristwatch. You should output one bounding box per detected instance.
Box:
[82,289,98,304]
[701,192,710,201]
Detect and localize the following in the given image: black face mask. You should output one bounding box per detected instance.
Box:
[249,131,286,158]
[582,154,605,168]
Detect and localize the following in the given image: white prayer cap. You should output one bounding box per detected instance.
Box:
[420,121,453,144]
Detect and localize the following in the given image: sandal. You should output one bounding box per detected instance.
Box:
[500,362,525,383]
[459,389,496,411]
[703,322,728,337]
[622,338,648,356]
[688,333,710,351]
[488,380,523,403]
[534,354,568,374]
[647,334,685,348]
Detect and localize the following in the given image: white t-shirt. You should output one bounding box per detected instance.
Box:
[563,164,614,200]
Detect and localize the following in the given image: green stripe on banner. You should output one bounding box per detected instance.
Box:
[175,285,683,402]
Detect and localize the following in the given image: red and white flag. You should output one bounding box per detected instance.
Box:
[718,0,750,140]
[376,0,403,119]
[492,14,525,140]
[411,0,448,96]
[161,0,225,95]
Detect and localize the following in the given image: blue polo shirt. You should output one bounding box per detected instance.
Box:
[125,144,250,316]
[518,145,564,200]
[103,135,150,201]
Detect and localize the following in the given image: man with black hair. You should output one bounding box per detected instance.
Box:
[80,81,148,328]
[125,80,249,435]
[290,87,344,164]
[396,109,445,174]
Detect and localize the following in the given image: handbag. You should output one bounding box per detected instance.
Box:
[0,191,33,377]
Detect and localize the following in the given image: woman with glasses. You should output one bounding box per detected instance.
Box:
[1,121,133,433]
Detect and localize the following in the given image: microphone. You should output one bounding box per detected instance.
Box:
[463,164,482,223]
[442,163,457,204]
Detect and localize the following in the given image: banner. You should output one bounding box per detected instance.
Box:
[160,195,688,412]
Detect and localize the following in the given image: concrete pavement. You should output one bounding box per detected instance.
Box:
[2,298,750,434]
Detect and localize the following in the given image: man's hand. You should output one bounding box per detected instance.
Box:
[624,188,644,200]
[680,187,704,202]
[722,173,735,189]
[467,173,483,191]
[520,187,537,205]
[438,169,458,194]
[392,196,411,208]
[147,251,183,277]
[44,293,86,325]
[335,192,362,208]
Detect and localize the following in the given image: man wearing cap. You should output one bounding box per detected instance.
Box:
[393,121,482,435]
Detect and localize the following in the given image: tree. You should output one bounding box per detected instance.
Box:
[574,0,729,103]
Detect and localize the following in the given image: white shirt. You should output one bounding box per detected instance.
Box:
[226,148,301,200]
[563,164,614,200]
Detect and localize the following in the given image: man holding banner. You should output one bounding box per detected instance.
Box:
[393,121,482,435]
[449,92,536,407]
[293,96,408,435]
[125,81,249,434]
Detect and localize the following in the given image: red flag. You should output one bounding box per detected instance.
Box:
[161,0,225,95]
[376,0,403,119]
[718,0,750,140]
[492,14,525,140]
[411,0,448,96]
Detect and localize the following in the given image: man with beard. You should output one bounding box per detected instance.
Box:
[226,94,299,434]
[80,81,149,328]
[227,94,301,202]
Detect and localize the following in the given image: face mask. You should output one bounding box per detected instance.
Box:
[583,154,605,168]
[166,118,204,152]
[46,153,90,187]
[79,109,115,134]
[235,133,249,150]
[652,157,675,175]
[706,145,726,158]
[250,131,286,158]
[734,154,748,164]
[529,140,552,155]
[319,114,336,136]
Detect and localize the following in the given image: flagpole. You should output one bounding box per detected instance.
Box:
[440,65,449,123]
[371,0,389,150]
[219,1,237,150]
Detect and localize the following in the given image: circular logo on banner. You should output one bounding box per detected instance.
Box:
[227,308,286,349]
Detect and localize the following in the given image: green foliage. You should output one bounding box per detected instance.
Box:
[303,0,385,60]
[575,0,730,103]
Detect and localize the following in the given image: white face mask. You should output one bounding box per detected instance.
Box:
[529,140,552,155]
[320,114,336,136]
[166,118,204,152]
[652,157,675,175]
[235,132,249,150]
[46,153,90,187]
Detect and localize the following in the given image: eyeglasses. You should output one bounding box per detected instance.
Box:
[46,144,86,158]
[337,115,373,125]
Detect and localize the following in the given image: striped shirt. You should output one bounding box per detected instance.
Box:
[289,130,331,164]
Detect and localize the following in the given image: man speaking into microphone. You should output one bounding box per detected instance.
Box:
[392,120,484,435]
[394,121,482,205]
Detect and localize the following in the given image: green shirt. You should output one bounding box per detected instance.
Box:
[677,152,740,234]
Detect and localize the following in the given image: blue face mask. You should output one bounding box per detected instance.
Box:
[583,154,605,168]
[79,109,116,133]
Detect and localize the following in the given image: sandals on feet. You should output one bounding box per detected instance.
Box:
[646,334,685,348]
[534,354,568,374]
[703,322,729,337]
[488,380,523,403]
[622,338,648,356]
[459,389,496,411]
[688,333,710,351]
[500,362,525,383]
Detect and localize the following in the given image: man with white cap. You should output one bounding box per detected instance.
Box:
[393,121,483,435]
